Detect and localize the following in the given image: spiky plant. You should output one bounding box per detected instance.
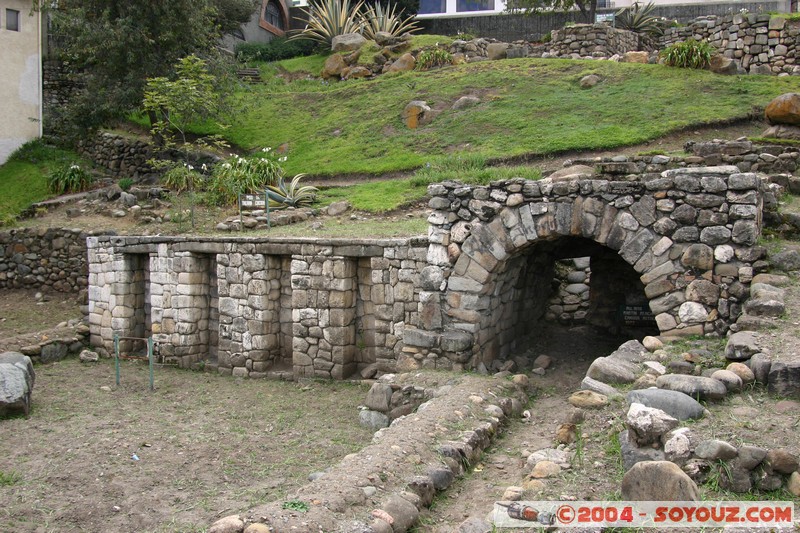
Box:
[615,1,665,37]
[289,0,366,47]
[361,3,420,41]
[660,39,715,69]
[267,174,318,208]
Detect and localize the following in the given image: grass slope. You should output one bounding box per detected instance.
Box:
[224,57,793,177]
[0,141,86,224]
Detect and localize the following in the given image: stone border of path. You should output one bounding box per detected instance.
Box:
[207,372,530,533]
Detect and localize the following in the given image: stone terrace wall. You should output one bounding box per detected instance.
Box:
[77,132,157,180]
[547,24,642,58]
[659,14,800,75]
[0,228,107,292]
[87,236,430,379]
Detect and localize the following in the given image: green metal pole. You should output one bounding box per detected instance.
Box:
[114,334,120,387]
[148,337,154,392]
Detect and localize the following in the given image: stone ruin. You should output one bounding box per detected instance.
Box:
[88,163,774,380]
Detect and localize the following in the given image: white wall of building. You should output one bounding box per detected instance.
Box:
[0,0,42,165]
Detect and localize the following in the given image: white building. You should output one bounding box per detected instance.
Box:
[0,1,42,165]
[416,0,793,20]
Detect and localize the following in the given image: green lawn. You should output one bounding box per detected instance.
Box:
[220,56,794,177]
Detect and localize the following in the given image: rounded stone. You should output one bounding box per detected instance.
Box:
[568,390,609,409]
[621,461,700,501]
[529,460,561,479]
[711,369,743,392]
[725,362,755,386]
[642,336,663,352]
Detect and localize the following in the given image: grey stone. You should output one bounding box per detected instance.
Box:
[656,374,727,401]
[626,402,679,446]
[749,353,772,384]
[621,461,700,501]
[609,340,649,363]
[365,383,393,412]
[664,428,695,465]
[209,514,245,533]
[720,464,752,493]
[0,352,34,417]
[581,376,621,398]
[725,331,761,361]
[380,494,419,532]
[764,448,799,474]
[770,250,800,271]
[452,96,481,110]
[359,409,389,429]
[427,466,454,490]
[587,356,638,384]
[548,165,595,181]
[626,388,707,420]
[619,430,665,472]
[79,349,100,363]
[40,342,68,363]
[695,439,738,461]
[767,361,800,398]
[737,445,767,470]
[456,517,492,533]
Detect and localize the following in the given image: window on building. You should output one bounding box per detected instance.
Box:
[456,0,494,12]
[265,1,284,29]
[6,9,20,31]
[418,0,446,14]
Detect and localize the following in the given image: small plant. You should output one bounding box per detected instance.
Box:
[0,470,21,486]
[289,0,366,47]
[282,499,310,512]
[235,38,318,63]
[453,32,475,41]
[47,163,93,194]
[615,1,665,37]
[415,48,453,70]
[161,164,205,193]
[660,39,715,69]
[361,2,420,40]
[267,174,319,208]
[118,178,134,191]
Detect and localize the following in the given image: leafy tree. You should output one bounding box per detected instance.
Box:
[42,0,254,135]
[506,0,598,23]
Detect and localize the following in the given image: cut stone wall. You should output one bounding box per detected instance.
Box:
[87,236,429,378]
[0,227,107,292]
[546,23,643,58]
[77,132,158,180]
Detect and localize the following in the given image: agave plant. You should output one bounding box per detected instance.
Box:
[289,0,366,47]
[267,174,318,208]
[615,1,665,37]
[361,3,420,41]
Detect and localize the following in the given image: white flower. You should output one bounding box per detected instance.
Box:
[187,165,194,171]
[278,156,287,162]
[262,147,272,152]
[201,164,207,171]
[70,164,80,170]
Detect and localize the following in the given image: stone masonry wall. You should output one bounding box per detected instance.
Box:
[546,24,642,59]
[77,132,157,180]
[411,166,765,369]
[660,14,800,76]
[0,227,107,292]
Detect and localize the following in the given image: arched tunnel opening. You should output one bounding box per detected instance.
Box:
[476,236,659,371]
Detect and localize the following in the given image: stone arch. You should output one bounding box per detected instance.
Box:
[425,168,764,369]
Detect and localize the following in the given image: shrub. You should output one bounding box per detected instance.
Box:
[661,39,715,69]
[47,163,93,194]
[208,150,285,205]
[361,3,420,40]
[415,48,453,70]
[160,164,204,193]
[118,177,134,191]
[235,38,318,63]
[289,0,366,47]
[615,1,665,37]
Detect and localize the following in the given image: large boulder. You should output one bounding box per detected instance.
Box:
[587,356,638,384]
[765,93,800,126]
[626,388,707,420]
[331,33,367,53]
[0,352,35,417]
[622,461,700,501]
[388,53,416,73]
[403,100,432,129]
[655,374,727,401]
[321,54,347,79]
[709,54,739,75]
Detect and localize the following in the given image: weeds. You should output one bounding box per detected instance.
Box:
[661,39,716,69]
[47,163,93,194]
[0,470,21,486]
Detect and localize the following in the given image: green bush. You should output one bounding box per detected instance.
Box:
[118,177,134,191]
[47,163,93,194]
[415,48,453,70]
[267,174,318,208]
[208,150,285,205]
[160,164,204,193]
[661,39,715,69]
[235,38,318,63]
